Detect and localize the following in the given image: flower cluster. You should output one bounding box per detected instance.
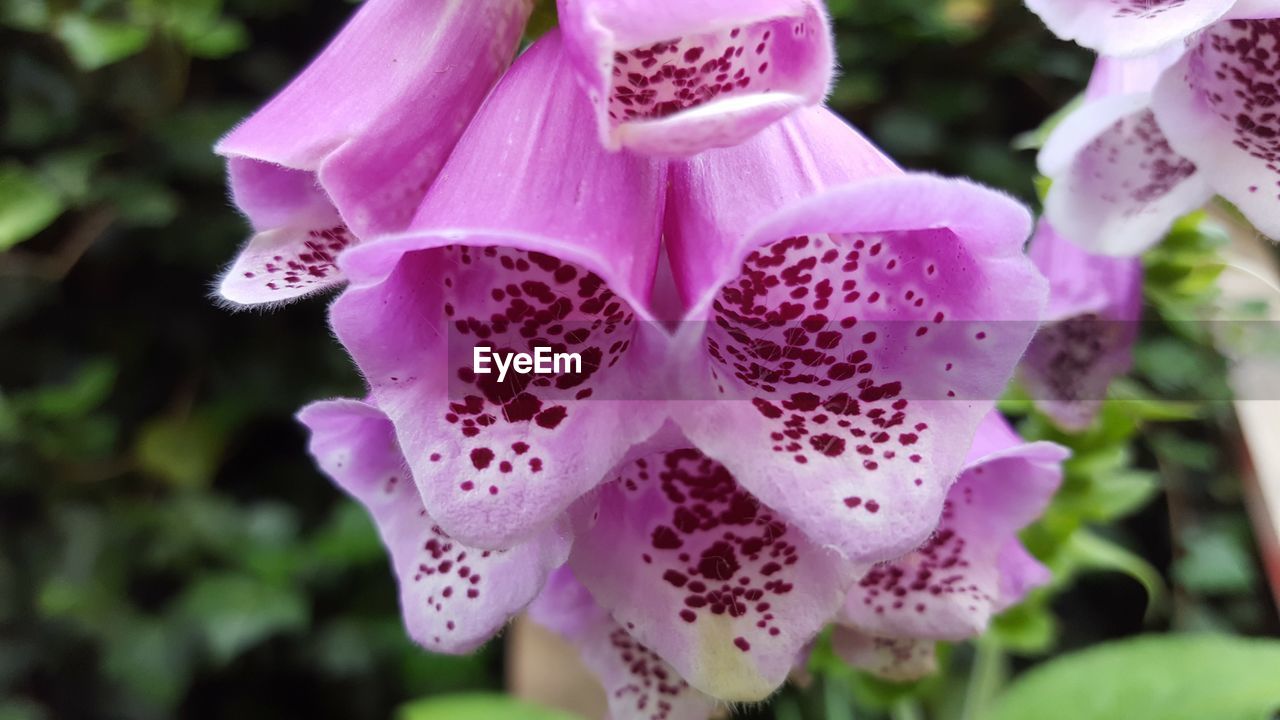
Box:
[217,1,1074,716]
[1016,0,1280,429]
[1026,0,1280,255]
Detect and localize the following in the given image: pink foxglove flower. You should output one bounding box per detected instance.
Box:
[557,0,834,155]
[330,32,670,551]
[530,567,719,720]
[664,107,1049,566]
[566,426,867,701]
[1021,222,1143,430]
[1151,15,1280,241]
[1024,0,1243,56]
[1039,51,1213,255]
[297,398,570,652]
[833,412,1067,680]
[1042,13,1280,255]
[216,0,533,306]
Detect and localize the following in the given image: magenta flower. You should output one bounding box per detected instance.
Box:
[297,398,570,652]
[1151,16,1280,241]
[215,0,533,306]
[329,32,671,551]
[531,567,719,719]
[1021,222,1143,431]
[1039,52,1213,256]
[832,412,1067,681]
[664,107,1049,566]
[558,0,834,155]
[566,426,865,700]
[1023,0,1245,56]
[1040,15,1280,254]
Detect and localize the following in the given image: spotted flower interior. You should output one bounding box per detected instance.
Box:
[680,220,1038,562]
[570,445,857,701]
[608,19,813,125]
[1043,102,1212,254]
[708,232,970,469]
[1152,18,1280,239]
[297,399,570,654]
[561,0,833,154]
[331,239,665,551]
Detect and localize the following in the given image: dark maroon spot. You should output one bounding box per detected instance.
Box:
[469,448,494,470]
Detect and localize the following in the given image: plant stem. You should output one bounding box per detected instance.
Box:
[960,638,1004,720]
[892,698,924,720]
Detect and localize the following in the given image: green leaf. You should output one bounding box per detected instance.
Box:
[178,574,308,665]
[991,600,1057,654]
[1060,531,1167,621]
[396,695,577,720]
[134,415,225,488]
[96,176,179,227]
[180,18,249,58]
[1174,522,1258,595]
[54,15,151,71]
[17,360,117,419]
[0,698,49,720]
[0,162,64,250]
[101,615,193,712]
[524,0,559,41]
[989,635,1280,720]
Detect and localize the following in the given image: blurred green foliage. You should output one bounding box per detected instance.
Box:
[0,1,1274,719]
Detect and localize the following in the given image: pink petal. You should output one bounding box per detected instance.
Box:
[839,413,1066,643]
[218,224,354,307]
[569,443,864,701]
[1024,0,1238,56]
[1040,88,1213,256]
[665,107,1046,566]
[530,568,719,720]
[216,0,532,305]
[830,628,937,682]
[1021,223,1143,430]
[297,399,570,653]
[330,32,669,551]
[558,0,833,155]
[1152,18,1280,240]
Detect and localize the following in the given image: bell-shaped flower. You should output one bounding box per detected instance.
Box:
[557,0,834,155]
[1024,0,1242,56]
[215,0,533,306]
[566,425,867,701]
[329,32,670,551]
[1151,14,1280,241]
[1020,222,1143,430]
[1039,51,1213,256]
[833,412,1067,681]
[530,566,718,720]
[297,398,571,652]
[663,107,1049,567]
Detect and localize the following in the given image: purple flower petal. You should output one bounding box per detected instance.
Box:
[664,107,1046,566]
[1024,0,1238,56]
[330,33,669,551]
[836,412,1066,679]
[1152,17,1280,240]
[530,567,718,720]
[216,0,532,306]
[558,0,833,155]
[1021,223,1143,430]
[830,630,937,682]
[297,399,570,652]
[568,438,862,701]
[1040,55,1213,256]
